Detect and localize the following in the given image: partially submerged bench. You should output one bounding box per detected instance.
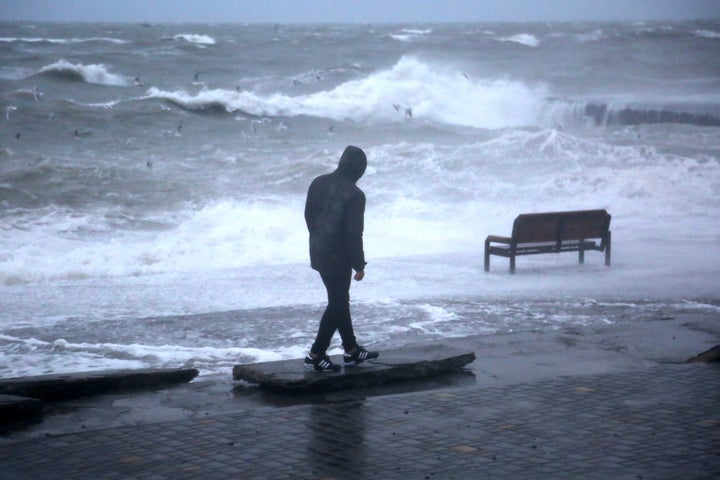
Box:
[484,209,611,273]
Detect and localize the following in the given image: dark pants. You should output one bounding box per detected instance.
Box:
[310,270,358,356]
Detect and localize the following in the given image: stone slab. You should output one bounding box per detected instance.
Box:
[0,368,199,401]
[233,345,476,393]
[686,344,720,362]
[0,394,43,423]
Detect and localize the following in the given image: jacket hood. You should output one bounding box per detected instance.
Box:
[336,145,367,182]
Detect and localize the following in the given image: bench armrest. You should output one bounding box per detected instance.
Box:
[485,235,513,244]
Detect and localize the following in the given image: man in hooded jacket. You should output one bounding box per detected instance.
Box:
[304,145,379,371]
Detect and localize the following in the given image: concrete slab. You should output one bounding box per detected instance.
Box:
[0,394,43,423]
[687,344,720,362]
[232,345,476,392]
[0,368,199,401]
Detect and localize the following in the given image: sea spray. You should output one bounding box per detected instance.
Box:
[1,20,718,377]
[145,56,549,128]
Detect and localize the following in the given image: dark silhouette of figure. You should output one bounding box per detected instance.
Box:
[303,146,378,371]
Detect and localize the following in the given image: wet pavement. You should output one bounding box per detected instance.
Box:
[2,313,720,479]
[1,362,718,479]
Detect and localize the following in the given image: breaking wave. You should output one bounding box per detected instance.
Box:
[173,33,216,45]
[389,28,433,42]
[144,56,720,130]
[33,60,132,86]
[145,56,548,129]
[3,128,718,286]
[496,33,540,47]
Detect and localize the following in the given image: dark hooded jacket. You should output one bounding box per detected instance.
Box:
[305,146,367,274]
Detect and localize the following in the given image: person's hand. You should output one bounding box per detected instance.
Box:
[354,270,365,281]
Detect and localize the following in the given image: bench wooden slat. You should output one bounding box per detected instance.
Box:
[513,222,560,244]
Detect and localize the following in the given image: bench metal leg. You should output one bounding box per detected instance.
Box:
[605,231,612,266]
[509,255,516,274]
[484,240,490,272]
[579,245,585,264]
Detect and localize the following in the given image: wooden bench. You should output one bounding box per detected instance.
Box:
[484,209,611,273]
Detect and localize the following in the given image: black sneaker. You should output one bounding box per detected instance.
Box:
[343,346,379,365]
[304,353,341,372]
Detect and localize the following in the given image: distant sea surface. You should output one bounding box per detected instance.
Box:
[1,21,719,377]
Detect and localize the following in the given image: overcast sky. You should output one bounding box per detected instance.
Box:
[1,0,719,24]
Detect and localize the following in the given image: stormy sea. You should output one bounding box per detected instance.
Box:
[1,21,719,378]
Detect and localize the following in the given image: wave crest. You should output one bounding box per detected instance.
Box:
[146,57,548,129]
[389,28,433,42]
[695,29,720,39]
[496,33,540,47]
[34,60,132,86]
[173,34,216,45]
[145,87,274,115]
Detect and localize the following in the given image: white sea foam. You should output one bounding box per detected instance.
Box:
[0,199,309,285]
[695,30,720,39]
[1,130,717,288]
[497,33,540,47]
[86,99,124,108]
[0,333,307,377]
[146,57,548,129]
[389,28,432,42]
[0,37,128,44]
[407,305,460,335]
[173,34,216,45]
[389,34,415,42]
[36,60,132,86]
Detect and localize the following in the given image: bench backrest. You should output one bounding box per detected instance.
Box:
[512,209,611,244]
